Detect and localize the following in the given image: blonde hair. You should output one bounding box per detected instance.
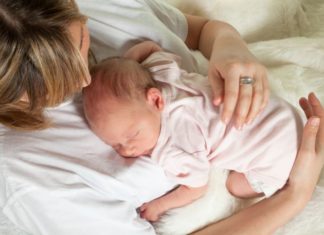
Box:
[83,57,159,118]
[0,0,88,130]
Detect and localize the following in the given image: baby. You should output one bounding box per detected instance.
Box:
[83,42,303,222]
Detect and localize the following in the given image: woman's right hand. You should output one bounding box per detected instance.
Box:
[191,94,323,235]
[288,92,324,201]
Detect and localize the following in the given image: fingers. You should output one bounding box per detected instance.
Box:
[209,60,269,127]
[290,115,322,195]
[245,72,265,124]
[123,41,162,62]
[209,70,224,106]
[300,92,324,155]
[234,84,253,129]
[260,73,270,111]
[308,93,324,155]
[309,92,324,118]
[139,204,159,221]
[140,203,147,211]
[298,117,320,154]
[221,69,241,124]
[300,93,324,118]
[223,71,267,128]
[299,97,313,119]
[139,204,148,220]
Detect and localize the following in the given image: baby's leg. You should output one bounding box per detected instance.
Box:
[226,171,264,198]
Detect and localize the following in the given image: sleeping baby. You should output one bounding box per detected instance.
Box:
[82,41,303,221]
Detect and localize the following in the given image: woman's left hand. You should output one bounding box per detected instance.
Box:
[184,15,269,129]
[208,50,269,129]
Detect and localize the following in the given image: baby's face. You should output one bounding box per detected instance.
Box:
[92,98,162,158]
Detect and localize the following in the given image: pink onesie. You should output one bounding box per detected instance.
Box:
[143,52,304,197]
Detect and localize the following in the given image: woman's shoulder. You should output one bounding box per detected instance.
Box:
[0,98,103,197]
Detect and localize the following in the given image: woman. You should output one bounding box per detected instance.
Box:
[0,0,322,234]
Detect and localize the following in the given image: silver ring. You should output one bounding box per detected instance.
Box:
[239,76,255,85]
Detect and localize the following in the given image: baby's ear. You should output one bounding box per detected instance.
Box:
[146,88,164,111]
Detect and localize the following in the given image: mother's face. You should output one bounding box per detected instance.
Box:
[68,21,91,87]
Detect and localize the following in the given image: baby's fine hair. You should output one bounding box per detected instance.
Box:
[84,57,160,103]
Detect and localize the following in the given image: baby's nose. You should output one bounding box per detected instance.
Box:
[119,146,135,157]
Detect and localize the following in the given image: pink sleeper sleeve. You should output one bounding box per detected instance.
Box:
[160,110,211,188]
[162,150,210,188]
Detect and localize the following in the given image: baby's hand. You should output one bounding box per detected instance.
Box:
[139,200,165,222]
[124,41,162,62]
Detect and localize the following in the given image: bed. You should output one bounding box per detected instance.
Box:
[1,0,323,234]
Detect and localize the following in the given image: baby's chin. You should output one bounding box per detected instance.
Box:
[139,148,153,157]
[121,149,153,158]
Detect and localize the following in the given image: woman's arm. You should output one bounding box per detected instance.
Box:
[191,93,324,235]
[184,15,269,129]
[191,186,303,235]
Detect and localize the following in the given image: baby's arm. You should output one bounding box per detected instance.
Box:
[138,110,209,221]
[140,184,208,221]
[124,41,162,62]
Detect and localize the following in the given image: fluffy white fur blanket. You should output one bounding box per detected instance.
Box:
[1,0,323,234]
[154,0,324,234]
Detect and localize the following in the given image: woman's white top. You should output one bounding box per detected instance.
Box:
[0,0,196,234]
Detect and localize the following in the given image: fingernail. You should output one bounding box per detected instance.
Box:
[222,117,229,124]
[235,123,241,130]
[214,98,221,106]
[309,117,320,127]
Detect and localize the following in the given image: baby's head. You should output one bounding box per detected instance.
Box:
[83,57,164,157]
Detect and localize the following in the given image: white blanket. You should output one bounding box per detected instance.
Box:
[1,0,323,234]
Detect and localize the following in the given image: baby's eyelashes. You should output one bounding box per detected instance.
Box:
[126,130,140,139]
